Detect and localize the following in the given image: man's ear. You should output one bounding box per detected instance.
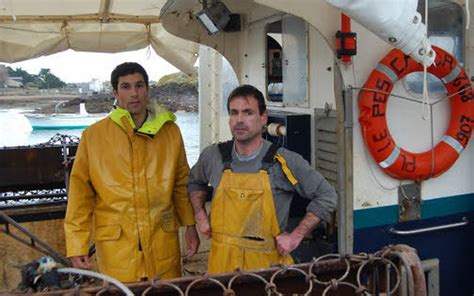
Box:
[262,110,269,125]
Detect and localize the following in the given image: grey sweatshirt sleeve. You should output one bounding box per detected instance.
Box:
[188,145,214,193]
[279,148,338,222]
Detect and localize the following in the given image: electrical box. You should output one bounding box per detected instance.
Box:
[265,111,311,163]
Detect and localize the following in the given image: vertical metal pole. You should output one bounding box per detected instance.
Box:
[386,263,391,295]
[422,259,440,296]
[400,265,409,296]
[336,84,354,255]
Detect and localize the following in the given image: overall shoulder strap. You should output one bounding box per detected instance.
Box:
[218,140,234,170]
[261,143,280,171]
[262,143,299,186]
[274,153,298,186]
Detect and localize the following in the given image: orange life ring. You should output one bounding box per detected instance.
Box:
[359,46,473,181]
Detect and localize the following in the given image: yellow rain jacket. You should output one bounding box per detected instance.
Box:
[207,143,294,273]
[64,103,195,282]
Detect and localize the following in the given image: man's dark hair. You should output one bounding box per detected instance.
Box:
[111,62,149,90]
[227,84,267,115]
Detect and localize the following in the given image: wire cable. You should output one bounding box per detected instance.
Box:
[57,268,133,296]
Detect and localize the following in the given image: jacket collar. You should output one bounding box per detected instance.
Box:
[109,102,176,136]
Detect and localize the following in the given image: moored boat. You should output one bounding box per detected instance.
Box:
[25,103,107,130]
[25,113,106,130]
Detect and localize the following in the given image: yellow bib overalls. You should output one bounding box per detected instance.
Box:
[207,142,294,274]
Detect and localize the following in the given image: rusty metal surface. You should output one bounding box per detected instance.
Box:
[0,203,67,223]
[0,134,78,193]
[388,244,427,296]
[13,244,427,296]
[398,183,422,222]
[0,146,67,191]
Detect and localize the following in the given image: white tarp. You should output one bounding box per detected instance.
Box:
[327,0,435,66]
[0,0,198,74]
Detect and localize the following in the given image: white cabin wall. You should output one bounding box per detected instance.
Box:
[306,25,338,166]
[345,22,400,209]
[240,20,267,88]
[308,25,336,110]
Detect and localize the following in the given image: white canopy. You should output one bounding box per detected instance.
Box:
[0,0,198,75]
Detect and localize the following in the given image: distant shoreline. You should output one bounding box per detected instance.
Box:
[0,95,80,111]
[0,92,199,114]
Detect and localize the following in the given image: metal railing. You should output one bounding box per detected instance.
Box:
[39,244,427,296]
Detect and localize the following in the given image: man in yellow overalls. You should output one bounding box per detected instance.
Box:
[64,62,199,282]
[188,85,337,273]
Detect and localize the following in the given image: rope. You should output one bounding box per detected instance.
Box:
[421,0,431,121]
[430,104,435,178]
[363,144,401,191]
[352,84,469,106]
[57,267,134,296]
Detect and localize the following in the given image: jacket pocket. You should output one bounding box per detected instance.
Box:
[95,224,122,241]
[94,224,131,272]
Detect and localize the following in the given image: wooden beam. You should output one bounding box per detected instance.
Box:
[0,13,160,24]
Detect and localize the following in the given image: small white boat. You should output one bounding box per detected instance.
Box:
[25,104,107,130]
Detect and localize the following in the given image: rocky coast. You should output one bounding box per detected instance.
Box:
[0,72,198,113]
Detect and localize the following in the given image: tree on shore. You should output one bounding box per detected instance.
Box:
[6,66,66,89]
[6,66,37,85]
[38,68,66,89]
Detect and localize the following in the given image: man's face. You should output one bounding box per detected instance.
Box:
[228,95,267,144]
[113,73,149,116]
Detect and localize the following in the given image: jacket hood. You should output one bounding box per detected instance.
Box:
[109,101,176,136]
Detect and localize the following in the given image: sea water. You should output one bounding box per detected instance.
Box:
[0,109,200,166]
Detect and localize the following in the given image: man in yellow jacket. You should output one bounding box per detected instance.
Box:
[64,62,199,282]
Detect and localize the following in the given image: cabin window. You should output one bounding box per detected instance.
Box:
[404,0,464,94]
[266,16,308,105]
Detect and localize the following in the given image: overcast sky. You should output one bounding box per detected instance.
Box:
[3,48,180,84]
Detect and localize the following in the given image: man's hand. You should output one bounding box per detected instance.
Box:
[184,225,200,259]
[276,212,321,256]
[194,210,212,239]
[70,255,92,269]
[275,232,304,256]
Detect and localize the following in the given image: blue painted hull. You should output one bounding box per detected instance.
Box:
[25,114,106,130]
[31,125,89,130]
[354,194,474,295]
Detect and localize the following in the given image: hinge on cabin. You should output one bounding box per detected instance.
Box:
[398,183,422,222]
